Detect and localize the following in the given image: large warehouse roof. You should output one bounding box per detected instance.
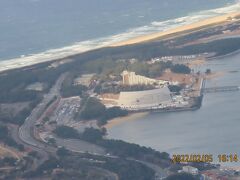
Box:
[118,87,171,109]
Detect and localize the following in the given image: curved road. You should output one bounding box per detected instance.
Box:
[17,73,164,180]
[18,73,105,157]
[18,74,67,166]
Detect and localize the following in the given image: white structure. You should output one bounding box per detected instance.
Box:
[121,71,167,86]
[117,87,172,110]
[74,74,95,87]
[26,82,45,91]
[182,166,199,175]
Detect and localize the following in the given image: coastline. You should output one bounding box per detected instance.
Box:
[111,12,240,47]
[106,52,240,168]
[104,105,202,129]
[208,47,240,60]
[0,12,240,73]
[104,112,149,129]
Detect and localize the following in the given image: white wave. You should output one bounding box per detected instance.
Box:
[0,2,240,72]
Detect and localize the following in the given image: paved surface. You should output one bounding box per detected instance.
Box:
[18,73,105,157]
[129,159,169,180]
[10,124,49,169]
[19,74,66,148]
[17,74,67,167]
[16,73,157,180]
[92,167,119,180]
[54,137,105,155]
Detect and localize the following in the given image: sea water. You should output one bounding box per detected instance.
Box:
[0,0,239,71]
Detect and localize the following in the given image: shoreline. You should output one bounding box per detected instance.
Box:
[1,12,240,73]
[104,105,202,129]
[104,112,149,129]
[208,48,240,60]
[111,12,240,47]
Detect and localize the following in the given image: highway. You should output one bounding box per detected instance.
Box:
[18,73,105,157]
[17,73,165,179]
[128,158,169,180]
[18,73,67,164]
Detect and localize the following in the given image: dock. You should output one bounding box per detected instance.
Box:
[203,86,240,93]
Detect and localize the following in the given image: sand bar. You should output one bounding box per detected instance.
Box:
[111,12,240,47]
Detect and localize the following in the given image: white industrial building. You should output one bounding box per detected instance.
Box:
[117,87,172,110]
[121,70,167,86]
[99,71,172,111]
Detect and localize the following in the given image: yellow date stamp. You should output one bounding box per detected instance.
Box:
[172,154,240,163]
[172,154,213,163]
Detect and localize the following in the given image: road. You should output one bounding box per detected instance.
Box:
[54,137,105,155]
[128,159,169,180]
[19,74,66,148]
[18,74,67,167]
[18,73,105,157]
[16,73,162,180]
[10,125,50,169]
[92,167,119,180]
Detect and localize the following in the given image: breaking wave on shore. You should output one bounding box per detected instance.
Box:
[0,2,240,72]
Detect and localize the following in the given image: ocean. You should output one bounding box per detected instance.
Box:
[0,0,239,71]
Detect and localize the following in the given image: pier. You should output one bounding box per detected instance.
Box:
[202,86,240,94]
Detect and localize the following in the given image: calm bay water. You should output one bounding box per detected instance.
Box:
[107,52,240,166]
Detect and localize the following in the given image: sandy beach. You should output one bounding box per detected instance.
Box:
[104,112,148,129]
[0,11,240,73]
[111,12,240,47]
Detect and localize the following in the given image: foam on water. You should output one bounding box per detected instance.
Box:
[0,2,240,72]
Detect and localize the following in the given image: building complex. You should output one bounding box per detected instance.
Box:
[121,70,167,86]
